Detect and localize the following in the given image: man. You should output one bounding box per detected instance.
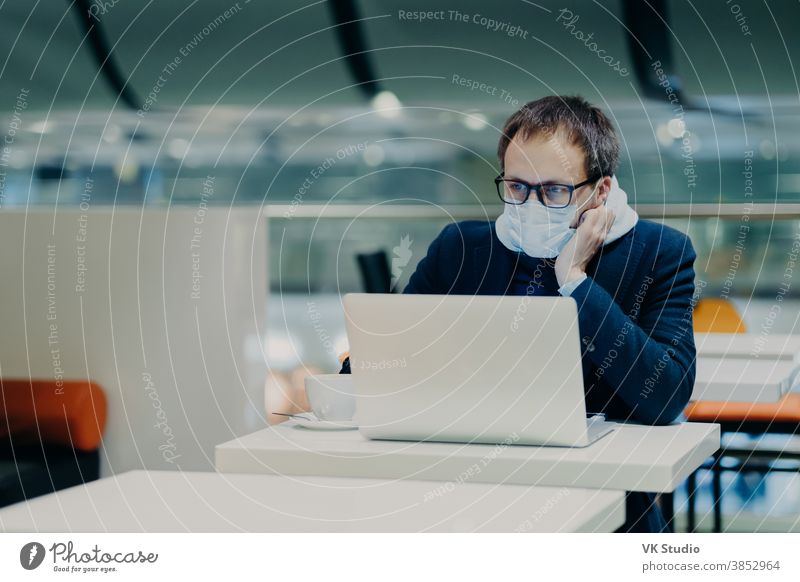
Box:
[342,95,697,533]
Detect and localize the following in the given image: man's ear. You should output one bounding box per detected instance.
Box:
[596,176,612,205]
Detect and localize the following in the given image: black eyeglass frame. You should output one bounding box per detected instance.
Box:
[494,173,602,207]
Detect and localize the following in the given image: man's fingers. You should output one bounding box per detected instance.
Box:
[575,208,615,251]
[579,207,599,225]
[579,207,611,228]
[604,209,616,233]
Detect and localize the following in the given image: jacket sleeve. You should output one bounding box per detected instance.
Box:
[567,234,698,425]
[402,223,452,294]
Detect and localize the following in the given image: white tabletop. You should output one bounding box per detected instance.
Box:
[0,470,624,533]
[215,421,720,494]
[695,333,800,361]
[693,357,799,402]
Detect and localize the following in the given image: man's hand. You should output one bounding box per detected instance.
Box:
[555,206,615,287]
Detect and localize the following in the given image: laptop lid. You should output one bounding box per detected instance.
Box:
[343,293,591,446]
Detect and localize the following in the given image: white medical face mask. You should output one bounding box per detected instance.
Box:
[495,182,600,258]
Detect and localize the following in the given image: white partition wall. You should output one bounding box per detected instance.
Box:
[0,207,268,476]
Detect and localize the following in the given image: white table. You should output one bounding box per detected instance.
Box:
[215,421,720,493]
[695,333,800,361]
[693,357,799,402]
[0,470,624,533]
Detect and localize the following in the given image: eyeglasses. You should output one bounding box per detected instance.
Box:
[494,173,600,207]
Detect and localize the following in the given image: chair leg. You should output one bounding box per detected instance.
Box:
[686,470,697,533]
[660,492,675,532]
[712,453,723,533]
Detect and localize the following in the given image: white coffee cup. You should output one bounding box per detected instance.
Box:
[304,374,355,421]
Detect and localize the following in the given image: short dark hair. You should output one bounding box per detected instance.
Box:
[497,95,619,179]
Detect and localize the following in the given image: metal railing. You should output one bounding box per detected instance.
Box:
[265,203,800,220]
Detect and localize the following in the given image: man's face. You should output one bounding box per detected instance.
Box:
[503,130,610,228]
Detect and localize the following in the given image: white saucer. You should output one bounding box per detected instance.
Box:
[293,413,358,431]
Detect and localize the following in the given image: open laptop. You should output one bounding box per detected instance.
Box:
[342,293,615,448]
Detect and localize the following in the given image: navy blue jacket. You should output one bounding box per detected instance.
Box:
[342,218,698,532]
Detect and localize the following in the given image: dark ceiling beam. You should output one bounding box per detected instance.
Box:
[70,0,143,111]
[621,0,753,119]
[622,0,691,106]
[327,0,382,100]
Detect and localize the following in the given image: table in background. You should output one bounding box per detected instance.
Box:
[692,357,799,402]
[695,333,800,361]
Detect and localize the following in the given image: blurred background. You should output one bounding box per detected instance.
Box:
[1,0,799,531]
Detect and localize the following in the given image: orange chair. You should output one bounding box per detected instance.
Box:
[691,298,748,334]
[0,380,107,507]
[683,299,800,532]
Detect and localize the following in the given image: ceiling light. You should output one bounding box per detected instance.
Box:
[463,112,488,131]
[371,91,402,119]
